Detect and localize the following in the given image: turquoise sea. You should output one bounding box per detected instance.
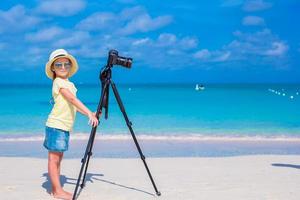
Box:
[0,83,300,157]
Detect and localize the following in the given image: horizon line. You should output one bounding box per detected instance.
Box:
[0,82,300,86]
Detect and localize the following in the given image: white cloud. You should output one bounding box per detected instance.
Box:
[215,51,231,61]
[28,47,47,55]
[194,49,211,60]
[36,0,86,16]
[242,16,265,26]
[118,14,172,35]
[54,31,91,47]
[120,6,146,20]
[77,5,145,31]
[179,37,198,50]
[229,29,288,57]
[131,33,196,51]
[25,23,91,47]
[68,43,113,59]
[265,42,288,56]
[166,49,183,56]
[132,38,150,46]
[27,47,50,64]
[243,0,272,12]
[126,33,198,68]
[193,29,288,65]
[157,33,177,46]
[76,6,172,35]
[194,50,231,62]
[76,12,117,31]
[0,5,40,33]
[66,34,128,59]
[61,32,198,69]
[25,27,64,42]
[0,3,287,70]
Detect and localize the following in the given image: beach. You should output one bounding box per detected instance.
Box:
[1,0,300,198]
[1,84,300,199]
[1,155,300,200]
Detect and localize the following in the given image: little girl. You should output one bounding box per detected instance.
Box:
[44,49,99,200]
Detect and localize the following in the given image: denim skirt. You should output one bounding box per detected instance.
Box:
[43,126,70,152]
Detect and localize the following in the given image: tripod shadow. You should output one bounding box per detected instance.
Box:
[272,163,300,169]
[42,173,77,194]
[76,173,154,198]
[75,173,104,198]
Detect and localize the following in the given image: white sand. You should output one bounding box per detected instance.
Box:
[1,155,300,200]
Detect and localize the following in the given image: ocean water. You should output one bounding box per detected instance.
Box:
[0,83,300,157]
[1,83,300,136]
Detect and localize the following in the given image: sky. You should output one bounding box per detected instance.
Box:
[0,0,299,84]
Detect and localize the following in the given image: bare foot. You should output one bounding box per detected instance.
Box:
[52,190,72,200]
[65,190,73,197]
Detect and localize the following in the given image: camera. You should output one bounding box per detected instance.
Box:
[101,49,133,119]
[107,49,132,68]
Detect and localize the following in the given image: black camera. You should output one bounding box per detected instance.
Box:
[107,49,132,68]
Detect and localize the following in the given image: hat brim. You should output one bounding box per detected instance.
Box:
[45,54,78,79]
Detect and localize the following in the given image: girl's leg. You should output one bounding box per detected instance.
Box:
[58,152,63,176]
[48,151,62,192]
[57,153,72,196]
[48,151,72,199]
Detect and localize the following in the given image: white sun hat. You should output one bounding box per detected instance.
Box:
[45,49,78,79]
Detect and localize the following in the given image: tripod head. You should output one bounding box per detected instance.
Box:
[99,49,133,119]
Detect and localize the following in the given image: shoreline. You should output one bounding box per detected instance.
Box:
[1,155,300,199]
[1,135,300,158]
[1,132,300,142]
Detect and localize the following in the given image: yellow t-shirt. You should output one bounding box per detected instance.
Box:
[46,77,77,131]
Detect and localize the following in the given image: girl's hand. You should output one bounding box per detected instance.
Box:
[93,110,102,117]
[88,112,99,127]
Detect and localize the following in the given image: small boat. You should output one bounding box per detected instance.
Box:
[195,84,205,91]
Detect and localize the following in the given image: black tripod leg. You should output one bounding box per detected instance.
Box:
[80,82,110,188]
[80,126,97,188]
[110,82,161,196]
[72,81,109,200]
[72,127,97,200]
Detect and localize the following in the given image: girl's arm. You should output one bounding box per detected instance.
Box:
[59,88,99,127]
[76,106,97,118]
[75,104,88,115]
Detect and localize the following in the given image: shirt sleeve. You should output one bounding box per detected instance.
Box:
[72,82,78,93]
[53,78,69,95]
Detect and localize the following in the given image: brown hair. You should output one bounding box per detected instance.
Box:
[51,65,56,80]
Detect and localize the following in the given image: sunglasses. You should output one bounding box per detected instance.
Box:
[54,62,72,70]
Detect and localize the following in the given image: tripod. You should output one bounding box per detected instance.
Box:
[72,66,161,200]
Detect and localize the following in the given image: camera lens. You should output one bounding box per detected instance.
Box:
[107,49,133,68]
[116,57,132,68]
